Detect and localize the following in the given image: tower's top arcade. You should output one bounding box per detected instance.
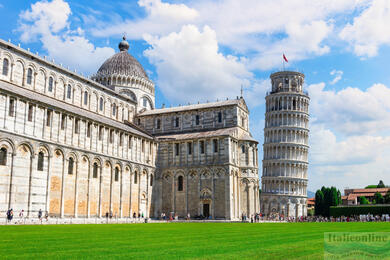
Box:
[270,71,305,94]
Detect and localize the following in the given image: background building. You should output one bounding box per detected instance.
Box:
[260,71,309,218]
[0,37,259,220]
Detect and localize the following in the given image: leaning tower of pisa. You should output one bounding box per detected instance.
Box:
[260,71,309,218]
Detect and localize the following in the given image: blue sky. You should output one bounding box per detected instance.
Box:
[1,0,390,193]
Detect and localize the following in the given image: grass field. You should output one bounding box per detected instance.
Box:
[0,222,389,259]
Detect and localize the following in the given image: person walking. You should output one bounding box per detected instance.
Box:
[38,209,42,221]
[19,210,24,224]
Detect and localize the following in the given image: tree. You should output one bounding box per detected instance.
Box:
[359,196,369,205]
[315,190,324,216]
[316,186,342,217]
[384,190,390,204]
[374,192,384,204]
[377,180,385,188]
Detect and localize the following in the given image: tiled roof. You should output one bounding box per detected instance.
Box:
[156,126,257,142]
[139,99,244,116]
[347,188,389,193]
[0,80,153,139]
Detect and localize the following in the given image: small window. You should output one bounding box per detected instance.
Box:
[134,172,138,184]
[195,115,200,125]
[150,175,153,186]
[99,126,104,141]
[142,140,145,152]
[61,114,66,130]
[99,97,104,111]
[68,157,74,175]
[2,58,9,76]
[175,117,179,127]
[242,145,245,153]
[200,140,205,154]
[27,104,34,122]
[242,117,245,127]
[67,85,72,99]
[178,176,183,191]
[188,142,192,155]
[26,68,33,85]
[218,112,222,123]
[114,168,119,182]
[48,77,53,92]
[84,91,88,105]
[112,104,116,117]
[175,143,180,156]
[213,139,218,153]
[0,147,7,165]
[285,78,289,84]
[46,110,52,127]
[156,119,161,129]
[143,97,147,107]
[119,133,123,146]
[37,152,44,171]
[109,129,114,143]
[87,122,91,138]
[93,163,98,178]
[129,136,132,148]
[74,119,79,134]
[8,99,15,117]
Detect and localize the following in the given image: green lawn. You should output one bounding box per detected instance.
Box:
[0,222,389,259]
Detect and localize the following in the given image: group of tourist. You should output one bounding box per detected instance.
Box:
[5,208,49,224]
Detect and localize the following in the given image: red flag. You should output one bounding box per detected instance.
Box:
[283,54,288,62]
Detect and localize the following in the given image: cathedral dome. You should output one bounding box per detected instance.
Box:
[96,37,148,79]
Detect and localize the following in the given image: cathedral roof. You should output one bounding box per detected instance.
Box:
[96,37,148,79]
[138,98,247,116]
[156,127,257,143]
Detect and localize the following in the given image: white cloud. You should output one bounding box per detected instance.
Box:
[144,25,252,103]
[92,0,199,39]
[17,0,115,74]
[340,0,390,57]
[93,0,366,70]
[308,82,390,135]
[329,70,343,85]
[308,124,390,191]
[306,81,390,191]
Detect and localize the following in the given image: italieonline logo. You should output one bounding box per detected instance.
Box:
[324,232,390,259]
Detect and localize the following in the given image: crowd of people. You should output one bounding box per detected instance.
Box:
[5,208,390,224]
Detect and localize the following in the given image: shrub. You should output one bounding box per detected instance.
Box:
[330,205,390,217]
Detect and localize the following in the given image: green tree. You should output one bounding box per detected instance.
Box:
[315,190,324,216]
[377,180,385,188]
[374,192,384,204]
[359,196,369,205]
[384,190,390,204]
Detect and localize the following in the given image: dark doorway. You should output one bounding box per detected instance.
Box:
[203,203,210,218]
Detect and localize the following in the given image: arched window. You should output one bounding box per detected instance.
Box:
[2,58,9,76]
[134,172,138,184]
[68,157,74,175]
[84,91,88,105]
[48,77,53,92]
[115,167,119,182]
[67,85,72,99]
[156,119,161,129]
[0,147,7,165]
[99,97,104,111]
[178,176,183,191]
[37,151,44,171]
[143,97,147,107]
[150,175,153,186]
[26,68,33,85]
[93,163,98,178]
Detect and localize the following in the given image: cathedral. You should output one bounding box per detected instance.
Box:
[0,37,260,220]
